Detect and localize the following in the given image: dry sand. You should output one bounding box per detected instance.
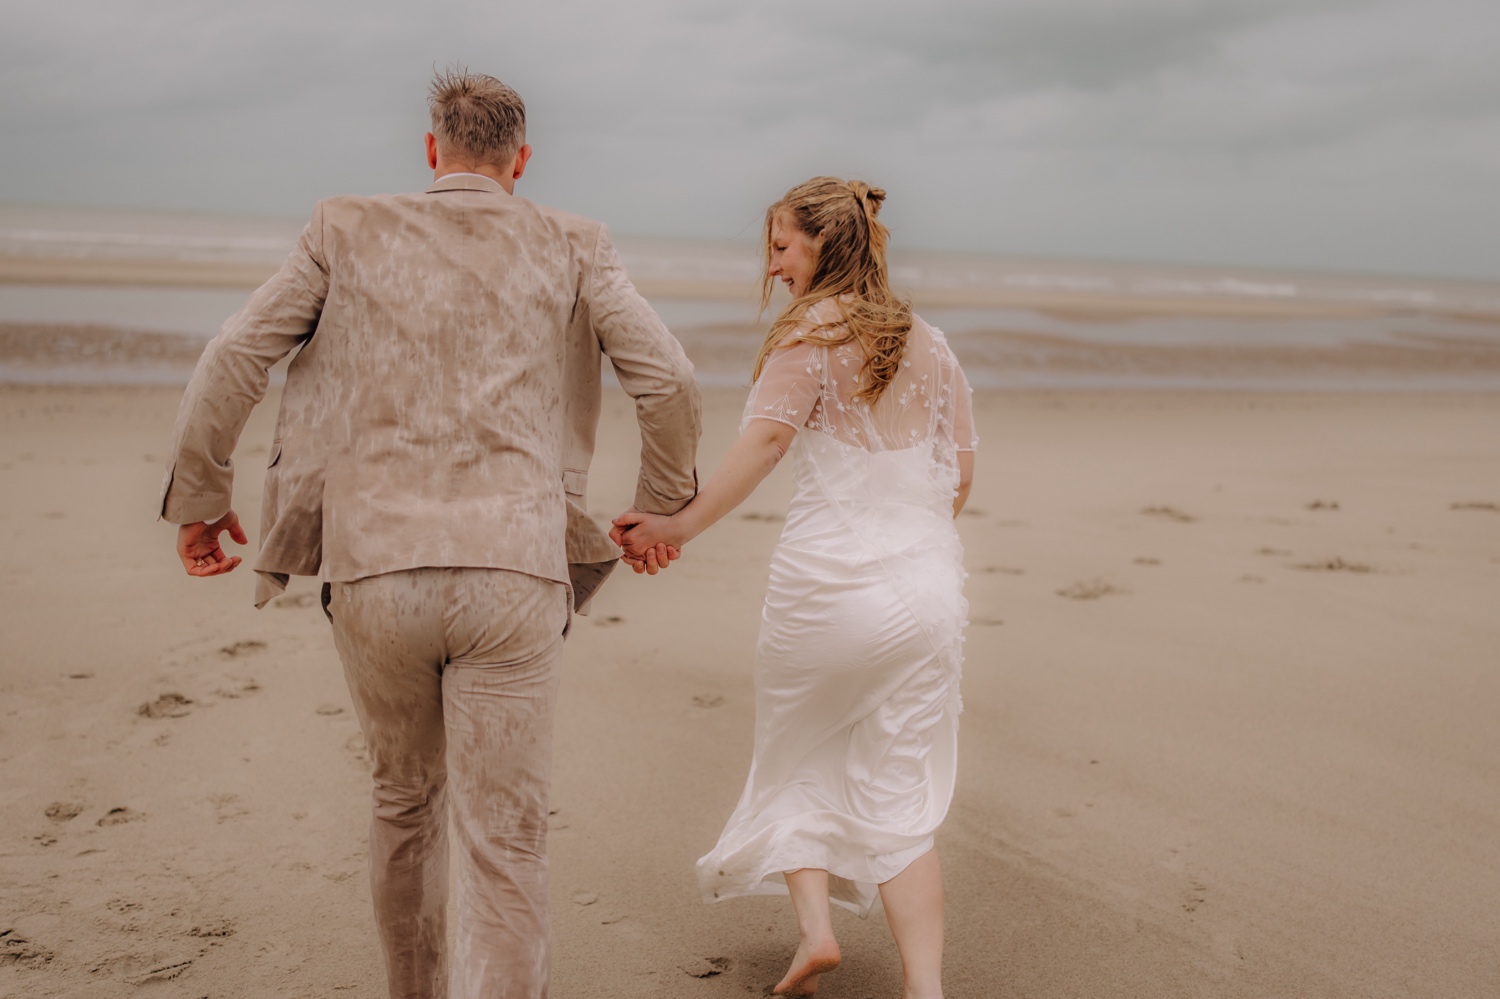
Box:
[2,385,1498,998]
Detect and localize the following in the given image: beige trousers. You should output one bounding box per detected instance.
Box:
[326,568,569,999]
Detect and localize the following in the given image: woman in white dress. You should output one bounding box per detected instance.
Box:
[614,176,975,999]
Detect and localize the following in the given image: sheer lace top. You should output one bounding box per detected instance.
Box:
[742,298,977,457]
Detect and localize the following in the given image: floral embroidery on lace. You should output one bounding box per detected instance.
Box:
[742,300,978,471]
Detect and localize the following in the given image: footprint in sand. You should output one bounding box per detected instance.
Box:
[127,960,194,985]
[44,801,84,822]
[571,892,598,906]
[1056,579,1128,601]
[691,694,725,709]
[1306,500,1340,511]
[97,806,143,827]
[1239,574,1266,584]
[0,929,54,968]
[209,793,249,824]
[219,640,267,658]
[345,733,369,767]
[593,615,625,626]
[1257,547,1292,556]
[315,704,345,716]
[681,956,732,978]
[958,507,986,518]
[739,512,784,522]
[215,676,261,699]
[1141,506,1195,523]
[1451,501,1500,512]
[975,565,1025,575]
[1132,557,1162,566]
[138,693,193,719]
[1292,557,1375,574]
[1182,878,1208,913]
[972,616,1004,626]
[271,592,318,609]
[106,899,143,914]
[188,919,235,938]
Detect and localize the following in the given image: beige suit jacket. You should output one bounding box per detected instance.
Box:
[160,173,701,610]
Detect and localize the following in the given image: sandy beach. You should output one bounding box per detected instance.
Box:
[2,384,1497,998]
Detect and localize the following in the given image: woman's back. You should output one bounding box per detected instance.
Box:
[743,299,977,513]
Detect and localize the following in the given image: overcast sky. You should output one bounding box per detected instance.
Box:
[2,0,1496,279]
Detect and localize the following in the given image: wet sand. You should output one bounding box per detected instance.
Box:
[1,386,1498,997]
[7,318,1500,391]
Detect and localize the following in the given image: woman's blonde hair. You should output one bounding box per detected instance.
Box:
[753,176,912,402]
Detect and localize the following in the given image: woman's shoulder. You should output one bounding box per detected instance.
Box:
[907,314,969,375]
[909,312,953,351]
[801,296,850,327]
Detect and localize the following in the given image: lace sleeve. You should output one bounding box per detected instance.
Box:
[741,340,824,433]
[953,363,978,452]
[923,322,977,452]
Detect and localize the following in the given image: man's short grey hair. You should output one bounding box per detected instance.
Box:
[428,68,526,166]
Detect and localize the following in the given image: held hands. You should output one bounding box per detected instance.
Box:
[609,509,683,575]
[607,419,791,575]
[176,510,247,577]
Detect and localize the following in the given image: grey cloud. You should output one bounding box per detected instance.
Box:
[0,0,1495,278]
[831,0,1330,90]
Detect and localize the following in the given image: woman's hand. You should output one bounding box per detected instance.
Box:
[612,510,683,555]
[610,510,683,574]
[609,418,798,573]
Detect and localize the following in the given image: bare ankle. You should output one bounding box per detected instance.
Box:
[773,936,842,996]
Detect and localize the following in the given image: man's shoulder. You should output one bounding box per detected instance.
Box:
[313,191,604,241]
[311,191,423,217]
[511,197,606,241]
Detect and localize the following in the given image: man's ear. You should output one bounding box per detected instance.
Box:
[512,144,533,182]
[425,132,439,171]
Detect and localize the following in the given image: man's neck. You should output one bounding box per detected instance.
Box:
[433,164,513,193]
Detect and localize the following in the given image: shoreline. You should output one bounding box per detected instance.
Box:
[6,319,1500,392]
[6,252,1498,325]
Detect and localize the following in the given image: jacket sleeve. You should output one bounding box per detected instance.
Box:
[158,203,330,524]
[586,224,702,515]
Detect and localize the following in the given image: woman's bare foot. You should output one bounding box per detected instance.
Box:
[772,936,841,996]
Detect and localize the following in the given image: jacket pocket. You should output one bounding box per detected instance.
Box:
[562,468,588,498]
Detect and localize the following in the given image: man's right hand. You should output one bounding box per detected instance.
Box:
[176,510,247,577]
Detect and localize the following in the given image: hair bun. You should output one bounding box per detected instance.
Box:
[849,181,886,214]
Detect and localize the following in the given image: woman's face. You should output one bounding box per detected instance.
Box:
[768,213,820,297]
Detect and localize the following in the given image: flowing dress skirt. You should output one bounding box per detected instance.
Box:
[696,433,967,916]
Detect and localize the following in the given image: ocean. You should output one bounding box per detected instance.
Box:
[3,202,1498,390]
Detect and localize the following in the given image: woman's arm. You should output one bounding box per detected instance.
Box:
[954,450,975,517]
[613,418,798,552]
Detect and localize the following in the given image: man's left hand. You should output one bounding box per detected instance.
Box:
[176,510,248,577]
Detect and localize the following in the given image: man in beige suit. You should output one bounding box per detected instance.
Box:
[160,70,700,999]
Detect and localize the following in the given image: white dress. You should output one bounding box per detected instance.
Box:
[696,301,977,917]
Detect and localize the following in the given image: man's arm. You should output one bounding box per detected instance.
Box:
[586,225,702,518]
[160,204,330,569]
